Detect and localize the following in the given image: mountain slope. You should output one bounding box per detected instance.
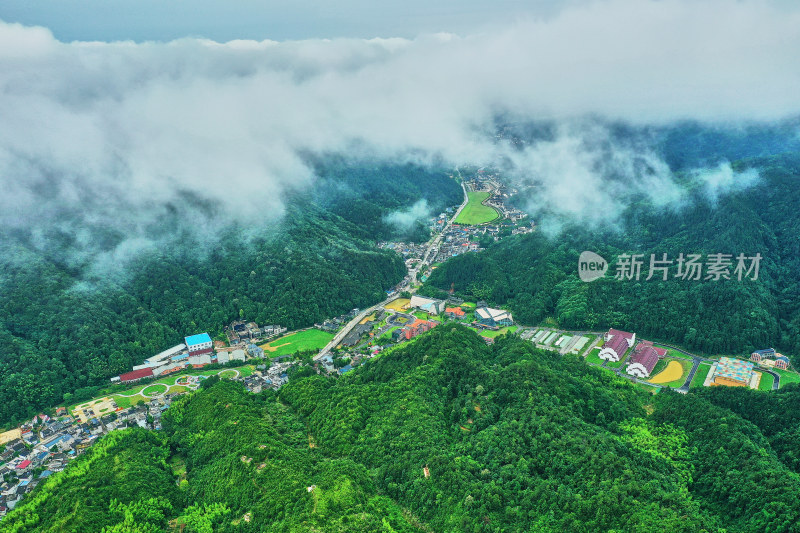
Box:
[6,327,799,532]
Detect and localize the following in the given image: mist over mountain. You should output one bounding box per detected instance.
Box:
[2,0,800,272]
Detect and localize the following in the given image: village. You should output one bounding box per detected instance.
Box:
[2,172,798,519]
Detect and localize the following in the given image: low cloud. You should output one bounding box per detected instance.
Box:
[0,0,798,272]
[696,162,761,204]
[384,199,432,232]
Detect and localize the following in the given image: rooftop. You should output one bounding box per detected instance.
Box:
[714,357,755,382]
[185,333,212,346]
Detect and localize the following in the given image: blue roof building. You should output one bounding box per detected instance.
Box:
[185,333,212,347]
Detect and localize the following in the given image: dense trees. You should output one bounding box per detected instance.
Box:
[7,327,800,531]
[427,153,800,360]
[0,161,461,427]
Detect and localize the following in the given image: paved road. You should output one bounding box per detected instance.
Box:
[677,357,704,393]
[760,367,781,390]
[316,180,469,361]
[314,295,400,361]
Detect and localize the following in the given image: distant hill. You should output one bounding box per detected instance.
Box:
[426,151,800,361]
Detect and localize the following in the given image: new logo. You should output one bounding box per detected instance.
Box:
[578,251,608,282]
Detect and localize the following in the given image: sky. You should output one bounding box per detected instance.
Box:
[1,0,799,274]
[0,0,578,42]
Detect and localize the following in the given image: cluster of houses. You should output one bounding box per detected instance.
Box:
[113,333,219,383]
[113,324,280,384]
[1,354,307,519]
[407,296,513,328]
[315,308,362,333]
[598,327,793,386]
[392,318,438,342]
[240,360,293,393]
[0,396,180,518]
[225,320,287,346]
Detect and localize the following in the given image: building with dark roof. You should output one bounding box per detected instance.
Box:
[750,348,791,370]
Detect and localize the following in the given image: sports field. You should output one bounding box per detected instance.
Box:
[261,329,334,356]
[385,298,410,312]
[758,372,775,391]
[454,191,500,225]
[648,360,684,384]
[648,358,691,387]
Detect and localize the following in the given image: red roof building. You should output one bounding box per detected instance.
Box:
[17,460,32,470]
[626,341,666,378]
[402,319,437,340]
[599,329,636,362]
[445,307,466,319]
[118,367,154,383]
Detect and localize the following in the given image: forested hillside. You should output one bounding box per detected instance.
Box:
[5,327,800,532]
[425,152,800,359]
[0,161,462,427]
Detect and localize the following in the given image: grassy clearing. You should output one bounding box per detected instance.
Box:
[661,347,693,360]
[454,191,500,225]
[690,363,712,388]
[70,365,255,413]
[773,368,800,388]
[606,357,626,369]
[377,326,400,343]
[260,329,334,356]
[142,384,168,396]
[758,372,775,391]
[112,394,146,409]
[585,347,605,365]
[412,311,442,322]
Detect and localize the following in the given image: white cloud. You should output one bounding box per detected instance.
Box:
[384,199,432,231]
[0,0,798,269]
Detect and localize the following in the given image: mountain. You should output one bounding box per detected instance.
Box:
[424,151,800,360]
[0,160,462,427]
[4,327,800,531]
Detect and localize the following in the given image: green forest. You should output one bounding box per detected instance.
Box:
[425,152,800,360]
[0,160,462,427]
[4,326,800,532]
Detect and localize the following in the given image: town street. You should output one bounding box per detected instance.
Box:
[315,179,469,361]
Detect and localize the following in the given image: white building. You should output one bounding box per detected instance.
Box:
[409,296,446,315]
[144,344,187,365]
[475,307,513,327]
[185,333,213,356]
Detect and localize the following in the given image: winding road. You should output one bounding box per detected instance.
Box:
[314,179,469,361]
